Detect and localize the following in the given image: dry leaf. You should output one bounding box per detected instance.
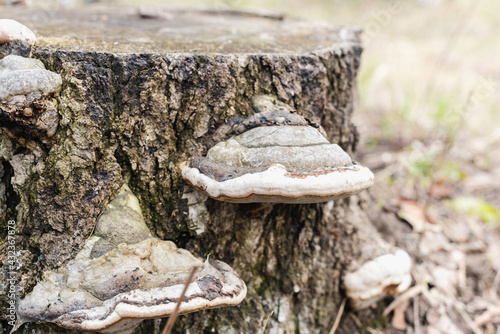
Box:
[397,198,428,232]
[391,300,408,330]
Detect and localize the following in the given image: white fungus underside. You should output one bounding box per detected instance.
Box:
[182,163,374,203]
[343,249,412,310]
[52,271,247,331]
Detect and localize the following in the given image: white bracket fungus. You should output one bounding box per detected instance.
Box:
[182,95,374,203]
[343,248,412,310]
[0,19,37,45]
[15,185,247,333]
[0,55,62,139]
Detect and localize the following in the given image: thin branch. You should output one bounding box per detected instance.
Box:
[453,304,483,334]
[383,285,425,317]
[328,298,347,334]
[413,295,421,334]
[161,265,201,334]
[349,313,363,328]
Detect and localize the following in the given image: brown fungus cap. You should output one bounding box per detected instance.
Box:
[182,95,374,203]
[16,185,247,333]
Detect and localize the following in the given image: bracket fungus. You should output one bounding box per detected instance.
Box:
[343,248,412,310]
[0,19,37,46]
[340,211,412,310]
[0,55,62,139]
[182,95,374,203]
[16,185,247,333]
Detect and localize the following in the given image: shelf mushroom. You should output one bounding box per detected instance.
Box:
[0,55,62,139]
[15,185,247,333]
[343,248,412,310]
[340,207,412,310]
[0,19,37,46]
[182,95,374,203]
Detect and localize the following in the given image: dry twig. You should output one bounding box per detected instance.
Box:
[413,295,421,334]
[383,285,426,317]
[161,265,201,334]
[475,306,500,327]
[328,298,347,334]
[453,304,483,334]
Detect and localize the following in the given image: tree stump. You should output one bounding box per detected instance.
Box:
[0,6,376,334]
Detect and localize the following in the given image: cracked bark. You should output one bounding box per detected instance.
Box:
[0,7,380,334]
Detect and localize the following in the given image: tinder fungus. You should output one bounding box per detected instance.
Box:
[0,55,62,139]
[343,248,412,310]
[182,95,374,203]
[16,185,247,333]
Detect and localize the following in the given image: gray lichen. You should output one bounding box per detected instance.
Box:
[0,55,62,139]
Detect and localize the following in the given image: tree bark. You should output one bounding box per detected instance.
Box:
[0,6,375,334]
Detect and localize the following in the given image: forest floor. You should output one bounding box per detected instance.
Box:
[335,0,500,333]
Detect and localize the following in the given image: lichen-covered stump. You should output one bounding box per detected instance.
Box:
[0,6,384,334]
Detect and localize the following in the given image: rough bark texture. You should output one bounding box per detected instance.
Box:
[0,7,379,334]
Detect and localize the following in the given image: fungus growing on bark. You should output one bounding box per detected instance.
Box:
[343,248,412,310]
[0,55,62,139]
[0,19,37,45]
[16,185,247,333]
[182,95,374,203]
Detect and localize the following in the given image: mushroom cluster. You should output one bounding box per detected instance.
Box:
[0,19,61,140]
[182,95,374,203]
[182,95,412,309]
[16,185,247,333]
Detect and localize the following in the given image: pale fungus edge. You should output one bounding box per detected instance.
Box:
[182,163,375,203]
[343,249,413,310]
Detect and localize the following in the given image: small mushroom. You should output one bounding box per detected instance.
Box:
[16,185,247,333]
[182,97,374,203]
[340,206,412,310]
[0,19,37,45]
[0,55,62,139]
[343,248,412,310]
